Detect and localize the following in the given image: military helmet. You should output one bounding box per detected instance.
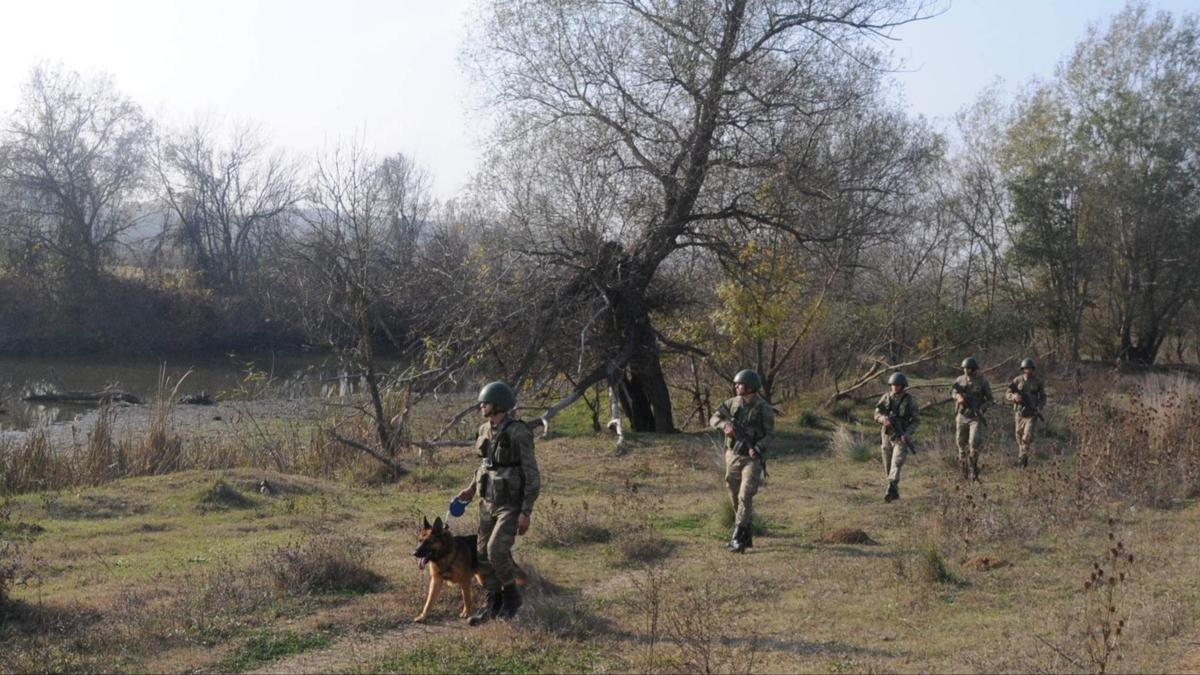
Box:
[961,357,979,370]
[733,369,762,392]
[477,381,517,411]
[887,372,908,388]
[1020,357,1036,370]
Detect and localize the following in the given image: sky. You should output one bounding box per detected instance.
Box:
[0,0,1195,200]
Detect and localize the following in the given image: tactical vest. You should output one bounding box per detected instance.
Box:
[476,418,527,507]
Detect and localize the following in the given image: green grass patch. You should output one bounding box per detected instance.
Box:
[659,512,707,534]
[372,636,597,674]
[218,628,333,672]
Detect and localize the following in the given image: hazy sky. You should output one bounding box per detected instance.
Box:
[0,0,1194,200]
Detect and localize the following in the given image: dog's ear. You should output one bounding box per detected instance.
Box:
[433,516,444,532]
[421,515,431,530]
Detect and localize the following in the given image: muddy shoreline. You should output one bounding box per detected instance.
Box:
[0,397,333,449]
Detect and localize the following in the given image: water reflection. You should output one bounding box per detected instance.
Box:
[0,352,385,430]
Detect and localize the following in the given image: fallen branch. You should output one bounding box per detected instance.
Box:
[23,389,142,405]
[829,345,953,404]
[327,430,407,478]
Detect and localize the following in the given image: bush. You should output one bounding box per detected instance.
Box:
[533,498,612,548]
[831,425,874,463]
[919,541,955,585]
[267,534,384,595]
[1072,373,1200,507]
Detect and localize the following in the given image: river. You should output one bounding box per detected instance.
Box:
[0,351,359,431]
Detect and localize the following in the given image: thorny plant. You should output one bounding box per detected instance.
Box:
[1082,519,1134,674]
[1073,373,1200,507]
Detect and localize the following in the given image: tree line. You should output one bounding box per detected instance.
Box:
[0,1,1196,437]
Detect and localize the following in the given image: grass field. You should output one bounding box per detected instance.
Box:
[2,379,1199,673]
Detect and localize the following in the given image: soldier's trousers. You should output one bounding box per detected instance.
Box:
[956,414,986,461]
[724,450,763,529]
[477,500,520,590]
[880,431,908,483]
[1014,414,1037,459]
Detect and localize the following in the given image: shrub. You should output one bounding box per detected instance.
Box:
[918,541,955,585]
[533,498,612,548]
[266,534,384,595]
[831,425,874,463]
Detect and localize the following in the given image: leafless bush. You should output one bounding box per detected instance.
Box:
[1081,521,1135,674]
[532,498,612,548]
[1072,373,1200,507]
[610,484,673,566]
[266,534,384,595]
[665,578,760,675]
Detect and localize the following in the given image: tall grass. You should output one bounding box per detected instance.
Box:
[1072,373,1200,507]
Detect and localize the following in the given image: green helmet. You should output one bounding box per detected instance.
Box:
[961,357,979,370]
[477,381,516,411]
[888,372,908,388]
[733,369,762,392]
[1020,358,1036,370]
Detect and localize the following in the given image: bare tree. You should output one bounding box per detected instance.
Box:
[155,119,300,294]
[0,64,152,292]
[470,0,936,432]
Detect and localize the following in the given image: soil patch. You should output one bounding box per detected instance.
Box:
[962,556,1011,572]
[819,528,876,545]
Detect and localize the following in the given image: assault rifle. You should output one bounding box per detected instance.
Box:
[952,382,988,424]
[1007,381,1045,422]
[885,415,917,455]
[727,418,769,479]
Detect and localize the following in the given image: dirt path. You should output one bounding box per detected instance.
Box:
[251,621,466,674]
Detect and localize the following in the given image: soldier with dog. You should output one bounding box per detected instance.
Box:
[454,381,540,625]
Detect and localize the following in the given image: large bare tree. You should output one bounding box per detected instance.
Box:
[0,65,152,291]
[470,0,934,431]
[155,120,300,294]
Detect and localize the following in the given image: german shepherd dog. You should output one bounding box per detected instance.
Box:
[412,516,487,622]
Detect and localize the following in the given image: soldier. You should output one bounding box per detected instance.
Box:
[455,381,540,625]
[1006,357,1046,468]
[709,369,773,554]
[874,372,919,503]
[951,357,993,481]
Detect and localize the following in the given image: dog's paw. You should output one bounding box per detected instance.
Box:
[412,614,428,623]
[459,609,471,619]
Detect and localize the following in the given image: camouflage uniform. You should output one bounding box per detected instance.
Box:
[874,390,919,486]
[952,373,993,479]
[709,395,774,535]
[1007,374,1046,463]
[469,416,540,592]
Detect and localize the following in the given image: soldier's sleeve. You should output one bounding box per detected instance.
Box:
[758,402,774,454]
[982,379,995,409]
[905,394,919,433]
[709,400,733,429]
[873,394,890,426]
[514,423,540,516]
[1005,377,1019,402]
[465,425,488,493]
[1036,380,1047,409]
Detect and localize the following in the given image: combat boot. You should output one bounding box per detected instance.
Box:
[884,480,899,502]
[468,586,502,626]
[959,457,970,481]
[1020,454,1029,468]
[497,583,523,620]
[725,525,740,551]
[729,525,749,554]
[970,456,982,482]
[743,525,754,549]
